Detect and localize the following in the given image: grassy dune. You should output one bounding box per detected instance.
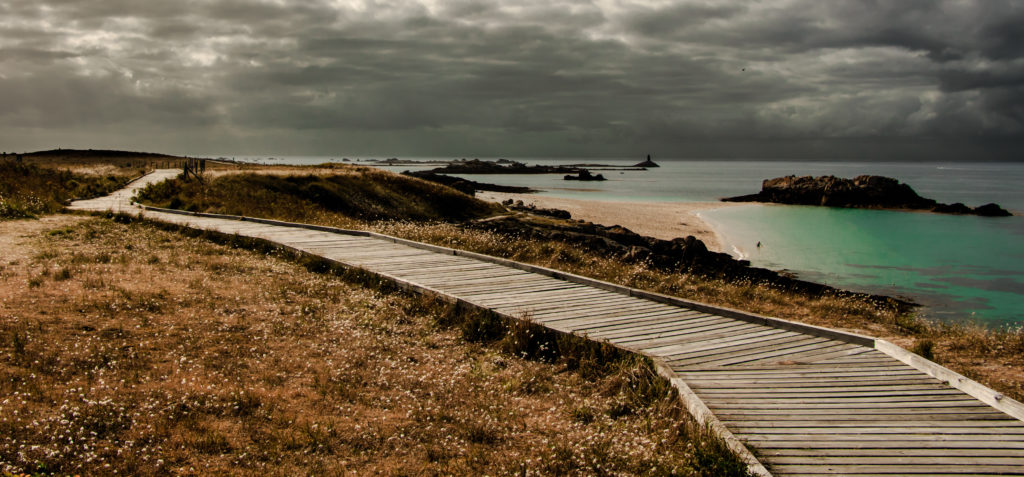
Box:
[0,216,748,476]
[137,167,501,222]
[0,161,134,219]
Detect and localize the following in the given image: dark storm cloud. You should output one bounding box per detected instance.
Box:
[0,0,1022,158]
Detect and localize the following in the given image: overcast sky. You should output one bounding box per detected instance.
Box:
[1,0,1022,159]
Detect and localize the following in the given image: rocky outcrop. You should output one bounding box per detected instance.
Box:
[403,171,536,195]
[563,169,606,181]
[426,159,578,175]
[633,155,659,168]
[501,199,571,219]
[468,215,914,313]
[973,203,1013,217]
[723,175,1012,216]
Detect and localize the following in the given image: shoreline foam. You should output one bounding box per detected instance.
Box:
[476,192,736,253]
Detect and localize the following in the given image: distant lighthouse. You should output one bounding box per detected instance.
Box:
[634,154,660,167]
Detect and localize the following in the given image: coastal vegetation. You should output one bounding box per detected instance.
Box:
[0,149,245,220]
[0,161,133,219]
[136,167,501,221]
[0,215,748,475]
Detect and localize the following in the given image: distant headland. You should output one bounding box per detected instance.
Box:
[723,175,1012,217]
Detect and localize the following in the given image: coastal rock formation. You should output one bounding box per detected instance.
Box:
[469,215,913,313]
[501,199,571,219]
[974,203,1013,217]
[402,170,535,195]
[426,159,578,175]
[563,169,606,181]
[633,155,659,168]
[723,175,1012,216]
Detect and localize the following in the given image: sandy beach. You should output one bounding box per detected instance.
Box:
[477,192,735,253]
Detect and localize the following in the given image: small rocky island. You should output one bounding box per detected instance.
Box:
[723,175,1012,217]
[424,159,579,174]
[563,169,606,181]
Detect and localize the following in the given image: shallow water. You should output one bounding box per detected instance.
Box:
[702,203,1024,326]
[246,155,1024,326]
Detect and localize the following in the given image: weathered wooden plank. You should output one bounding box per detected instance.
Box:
[768,463,1024,474]
[464,284,596,301]
[573,317,749,341]
[317,247,422,260]
[446,276,567,291]
[374,261,484,274]
[526,301,670,319]
[677,362,920,374]
[284,236,371,244]
[369,253,476,265]
[768,345,876,364]
[722,419,1024,428]
[279,235,368,245]
[586,315,765,341]
[718,412,1013,421]
[690,376,946,388]
[699,389,967,400]
[493,294,645,313]
[745,437,1024,448]
[770,455,1024,465]
[751,439,1024,449]
[667,336,837,366]
[693,342,862,368]
[561,311,714,335]
[762,447,1024,457]
[609,321,768,346]
[641,327,796,354]
[459,282,588,298]
[414,270,532,285]
[393,266,521,279]
[541,310,697,331]
[731,425,1024,435]
[706,396,985,406]
[738,342,871,366]
[556,313,711,337]
[473,288,614,307]
[333,247,443,259]
[376,261,503,274]
[680,369,925,381]
[549,308,708,329]
[353,253,451,265]
[660,332,820,360]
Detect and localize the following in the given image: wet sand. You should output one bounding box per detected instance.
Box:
[477,192,736,253]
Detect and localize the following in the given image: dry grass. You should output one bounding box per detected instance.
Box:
[135,167,501,222]
[0,216,749,476]
[21,149,245,175]
[0,162,134,219]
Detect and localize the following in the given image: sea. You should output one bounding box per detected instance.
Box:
[238,155,1024,327]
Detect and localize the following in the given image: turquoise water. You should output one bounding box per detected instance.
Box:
[245,155,1024,326]
[702,204,1024,326]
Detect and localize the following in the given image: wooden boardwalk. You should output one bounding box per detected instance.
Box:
[71,171,1024,476]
